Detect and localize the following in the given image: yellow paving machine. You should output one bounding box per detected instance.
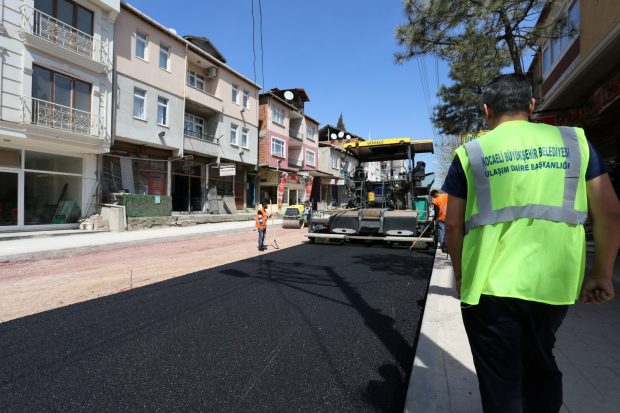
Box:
[306,138,436,247]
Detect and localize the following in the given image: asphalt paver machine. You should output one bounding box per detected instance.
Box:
[307,138,436,247]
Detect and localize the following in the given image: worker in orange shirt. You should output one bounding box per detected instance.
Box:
[431,189,448,251]
[256,202,268,251]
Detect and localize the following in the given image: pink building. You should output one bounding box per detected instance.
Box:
[258,88,319,210]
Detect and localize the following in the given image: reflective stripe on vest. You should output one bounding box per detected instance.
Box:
[464,126,588,233]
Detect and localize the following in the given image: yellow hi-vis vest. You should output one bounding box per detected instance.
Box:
[454,121,589,305]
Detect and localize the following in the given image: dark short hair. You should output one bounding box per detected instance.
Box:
[430,189,439,197]
[482,73,532,117]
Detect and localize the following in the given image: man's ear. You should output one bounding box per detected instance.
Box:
[528,98,536,114]
[483,103,492,122]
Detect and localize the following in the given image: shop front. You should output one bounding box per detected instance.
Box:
[258,167,313,214]
[1,147,92,231]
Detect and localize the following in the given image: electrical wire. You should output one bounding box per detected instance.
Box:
[258,0,265,89]
[251,0,257,82]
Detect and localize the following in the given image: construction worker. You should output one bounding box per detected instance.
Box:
[255,202,268,251]
[430,189,448,251]
[443,73,620,412]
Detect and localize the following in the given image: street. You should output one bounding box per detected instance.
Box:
[0,241,433,412]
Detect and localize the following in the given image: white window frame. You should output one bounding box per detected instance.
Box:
[242,90,250,109]
[159,43,171,71]
[230,123,239,145]
[241,127,249,148]
[157,96,169,126]
[306,125,316,141]
[305,149,316,167]
[272,106,284,125]
[331,152,339,169]
[187,70,205,91]
[133,88,146,120]
[271,137,285,157]
[136,31,148,61]
[232,84,239,104]
[184,113,205,137]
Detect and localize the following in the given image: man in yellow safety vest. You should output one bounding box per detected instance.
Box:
[442,73,620,412]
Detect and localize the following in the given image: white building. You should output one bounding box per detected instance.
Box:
[0,0,119,231]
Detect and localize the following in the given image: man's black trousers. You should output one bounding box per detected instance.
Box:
[461,295,569,413]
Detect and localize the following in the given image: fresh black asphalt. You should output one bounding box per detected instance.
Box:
[0,243,434,412]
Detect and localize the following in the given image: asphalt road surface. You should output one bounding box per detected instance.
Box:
[0,243,434,412]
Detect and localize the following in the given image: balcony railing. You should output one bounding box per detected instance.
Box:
[21,5,108,65]
[25,97,105,139]
[184,128,219,144]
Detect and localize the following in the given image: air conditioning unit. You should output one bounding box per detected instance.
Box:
[205,66,218,79]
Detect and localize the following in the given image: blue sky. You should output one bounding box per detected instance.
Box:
[125,0,449,172]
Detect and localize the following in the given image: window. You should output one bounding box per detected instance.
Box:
[242,90,250,109]
[230,123,238,145]
[271,137,285,157]
[159,44,170,71]
[331,153,339,169]
[305,150,315,167]
[241,127,249,148]
[157,96,168,126]
[187,70,205,91]
[542,0,580,75]
[306,125,316,141]
[133,88,146,119]
[34,0,94,35]
[232,84,239,104]
[136,32,148,60]
[184,114,204,138]
[272,106,284,125]
[31,65,92,133]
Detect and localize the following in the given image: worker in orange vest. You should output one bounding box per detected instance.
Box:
[431,189,448,251]
[256,202,268,251]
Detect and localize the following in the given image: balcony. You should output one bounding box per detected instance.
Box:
[24,97,106,141]
[184,128,220,144]
[19,5,109,72]
[185,85,223,113]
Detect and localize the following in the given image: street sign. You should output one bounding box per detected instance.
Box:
[219,164,236,176]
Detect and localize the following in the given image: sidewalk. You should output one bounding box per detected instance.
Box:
[405,251,620,413]
[0,218,282,262]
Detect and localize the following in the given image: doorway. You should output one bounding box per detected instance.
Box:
[0,170,19,228]
[172,174,202,212]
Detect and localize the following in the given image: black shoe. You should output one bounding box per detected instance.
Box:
[258,247,264,251]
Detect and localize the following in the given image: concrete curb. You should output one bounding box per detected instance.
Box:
[403,252,481,413]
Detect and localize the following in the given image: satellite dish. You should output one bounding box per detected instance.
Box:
[330,133,337,140]
[283,91,294,100]
[345,134,351,140]
[338,131,344,138]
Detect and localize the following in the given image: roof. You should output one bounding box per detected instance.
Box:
[344,138,434,162]
[318,124,365,142]
[183,35,227,63]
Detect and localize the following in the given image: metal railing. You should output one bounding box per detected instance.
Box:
[21,5,108,65]
[26,97,105,138]
[184,128,219,144]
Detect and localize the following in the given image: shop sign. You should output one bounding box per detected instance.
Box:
[219,164,236,176]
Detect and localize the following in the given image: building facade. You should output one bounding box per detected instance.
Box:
[0,0,119,231]
[528,0,620,193]
[258,88,319,212]
[106,3,260,214]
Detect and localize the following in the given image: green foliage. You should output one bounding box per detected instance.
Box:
[120,194,172,217]
[336,113,346,130]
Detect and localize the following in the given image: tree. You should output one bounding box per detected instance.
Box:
[336,113,346,130]
[394,0,559,74]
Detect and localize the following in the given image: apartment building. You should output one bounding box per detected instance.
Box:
[0,0,119,231]
[106,3,260,214]
[528,0,620,192]
[258,88,319,211]
[314,124,362,207]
